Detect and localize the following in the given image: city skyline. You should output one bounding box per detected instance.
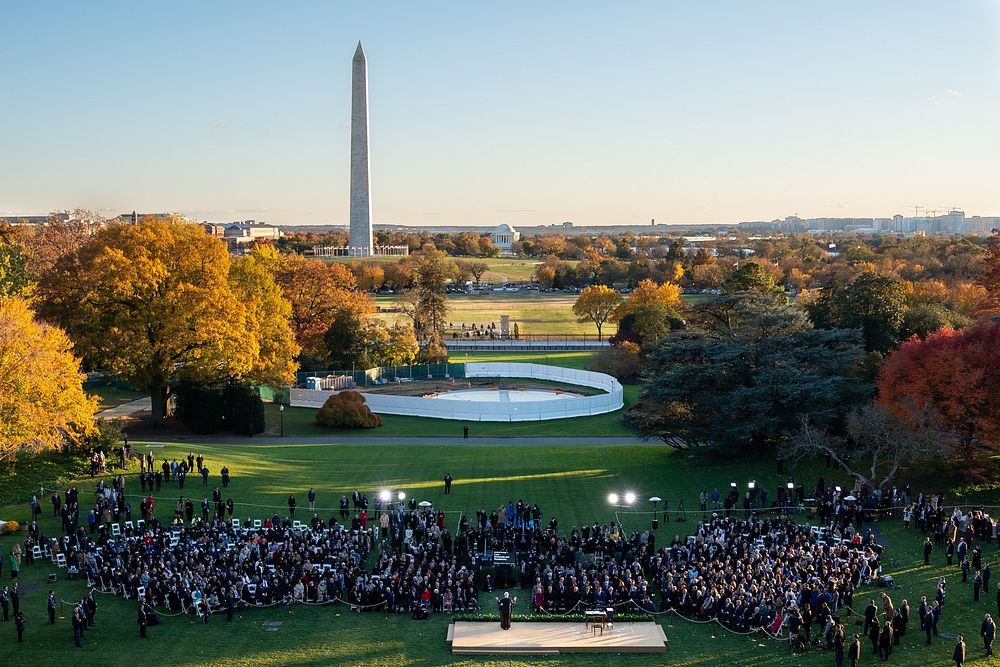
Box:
[1,1,998,227]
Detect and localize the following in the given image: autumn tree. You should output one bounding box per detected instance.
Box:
[610,279,684,345]
[572,285,621,339]
[271,253,367,359]
[877,322,1000,465]
[351,262,385,292]
[36,218,298,425]
[0,297,97,462]
[975,227,1000,316]
[457,260,489,287]
[20,209,104,278]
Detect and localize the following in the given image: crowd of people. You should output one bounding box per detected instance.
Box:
[6,454,1000,666]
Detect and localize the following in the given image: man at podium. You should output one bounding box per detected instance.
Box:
[496,591,517,630]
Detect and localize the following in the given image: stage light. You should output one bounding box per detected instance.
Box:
[748,481,756,490]
[379,490,391,503]
[835,486,842,493]
[787,481,795,490]
[398,491,406,501]
[730,481,737,488]
[608,493,619,505]
[624,492,636,505]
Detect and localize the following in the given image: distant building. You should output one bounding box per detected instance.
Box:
[490,223,520,254]
[206,220,282,254]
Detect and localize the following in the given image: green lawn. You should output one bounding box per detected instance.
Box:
[276,351,638,438]
[86,384,146,412]
[2,441,998,666]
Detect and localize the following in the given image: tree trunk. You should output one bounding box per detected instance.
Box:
[150,384,170,428]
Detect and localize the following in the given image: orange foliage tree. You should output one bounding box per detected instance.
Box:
[876,322,1000,464]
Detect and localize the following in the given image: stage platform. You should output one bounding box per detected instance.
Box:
[447,621,667,655]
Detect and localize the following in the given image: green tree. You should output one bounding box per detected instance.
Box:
[627,293,868,450]
[0,240,30,298]
[411,246,453,337]
[900,302,970,339]
[722,261,783,295]
[807,271,908,352]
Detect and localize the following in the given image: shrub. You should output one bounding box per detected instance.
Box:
[315,390,382,429]
[224,383,267,436]
[175,381,266,435]
[589,342,641,383]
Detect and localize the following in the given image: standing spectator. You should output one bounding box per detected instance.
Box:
[14,611,24,643]
[848,634,861,667]
[72,605,82,647]
[288,495,296,519]
[983,613,996,657]
[51,491,61,517]
[201,466,209,486]
[48,591,56,624]
[221,466,230,488]
[137,602,147,638]
[878,619,892,660]
[0,585,8,621]
[308,488,316,512]
[924,537,933,565]
[463,426,469,439]
[975,571,984,602]
[954,634,966,667]
[444,474,453,495]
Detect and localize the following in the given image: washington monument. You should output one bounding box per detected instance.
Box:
[349,41,373,255]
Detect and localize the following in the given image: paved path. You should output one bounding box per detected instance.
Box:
[133,435,659,446]
[96,397,151,419]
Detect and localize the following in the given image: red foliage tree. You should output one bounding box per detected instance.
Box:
[976,227,1000,316]
[876,322,1000,464]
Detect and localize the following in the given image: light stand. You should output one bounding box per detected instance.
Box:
[649,497,661,530]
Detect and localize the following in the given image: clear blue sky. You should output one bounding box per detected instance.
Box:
[1,1,997,226]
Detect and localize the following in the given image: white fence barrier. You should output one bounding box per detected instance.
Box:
[288,362,624,422]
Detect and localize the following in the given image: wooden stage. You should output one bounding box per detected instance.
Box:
[447,621,668,655]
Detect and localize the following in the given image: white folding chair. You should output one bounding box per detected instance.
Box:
[56,553,67,568]
[125,521,134,531]
[232,518,241,530]
[170,534,180,547]
[136,519,145,531]
[292,520,302,530]
[32,546,42,560]
[137,586,146,599]
[252,519,262,529]
[111,523,121,537]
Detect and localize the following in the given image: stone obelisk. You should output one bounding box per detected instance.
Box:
[349,41,373,256]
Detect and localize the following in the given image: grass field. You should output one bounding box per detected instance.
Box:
[275,351,638,438]
[375,292,714,336]
[2,440,998,666]
[376,292,611,336]
[324,255,556,284]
